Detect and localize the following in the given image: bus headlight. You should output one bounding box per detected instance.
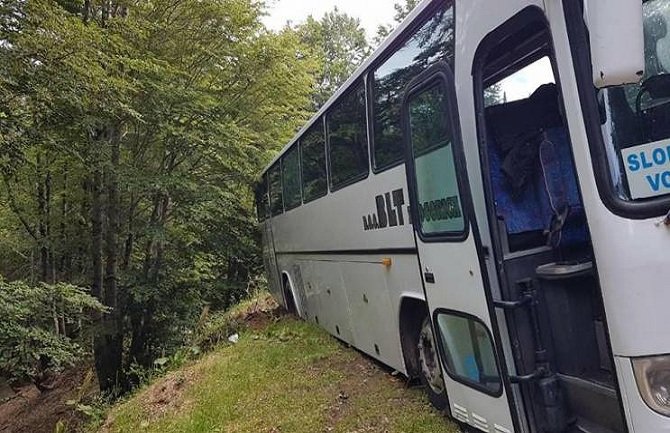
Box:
[633,354,670,417]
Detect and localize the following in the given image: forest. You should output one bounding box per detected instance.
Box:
[0,0,421,400]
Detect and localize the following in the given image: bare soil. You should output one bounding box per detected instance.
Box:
[0,366,97,433]
[235,295,283,331]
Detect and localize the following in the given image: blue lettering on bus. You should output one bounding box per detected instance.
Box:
[627,144,670,172]
[653,147,668,165]
[627,154,641,172]
[645,170,670,191]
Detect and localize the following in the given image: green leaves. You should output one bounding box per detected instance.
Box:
[0,0,320,381]
[296,8,371,109]
[0,280,106,382]
[373,0,421,47]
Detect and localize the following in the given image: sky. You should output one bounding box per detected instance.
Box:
[262,1,554,102]
[494,57,554,103]
[262,0,396,38]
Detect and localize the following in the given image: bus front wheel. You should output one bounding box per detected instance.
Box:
[417,316,448,411]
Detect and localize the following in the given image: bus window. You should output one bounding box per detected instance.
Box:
[372,3,455,171]
[301,120,327,202]
[268,164,283,216]
[327,81,369,190]
[484,57,554,107]
[435,313,501,395]
[408,81,465,235]
[282,145,301,210]
[255,176,268,222]
[598,0,670,202]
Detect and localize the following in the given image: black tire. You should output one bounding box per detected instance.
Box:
[417,316,448,411]
[282,278,298,316]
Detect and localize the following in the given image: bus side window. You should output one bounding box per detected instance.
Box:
[435,312,501,395]
[301,120,328,202]
[407,81,465,236]
[255,175,269,222]
[372,3,455,171]
[268,164,283,216]
[327,80,369,190]
[282,145,302,210]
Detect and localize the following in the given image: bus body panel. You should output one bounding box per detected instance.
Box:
[261,221,283,303]
[269,166,423,375]
[272,255,422,375]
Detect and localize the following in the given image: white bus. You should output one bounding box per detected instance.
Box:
[256,0,670,432]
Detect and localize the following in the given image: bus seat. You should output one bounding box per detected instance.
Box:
[539,128,589,248]
[485,84,588,251]
[486,129,548,235]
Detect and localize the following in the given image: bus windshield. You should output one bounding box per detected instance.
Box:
[599,0,670,201]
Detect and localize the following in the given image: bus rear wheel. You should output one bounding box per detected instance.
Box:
[282,277,298,316]
[417,316,448,411]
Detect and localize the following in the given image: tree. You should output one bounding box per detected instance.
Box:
[393,0,421,23]
[374,0,421,47]
[0,0,316,393]
[297,8,371,109]
[484,83,506,106]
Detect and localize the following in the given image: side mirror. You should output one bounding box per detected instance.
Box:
[585,0,645,88]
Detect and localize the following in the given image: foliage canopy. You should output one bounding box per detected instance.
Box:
[0,0,317,391]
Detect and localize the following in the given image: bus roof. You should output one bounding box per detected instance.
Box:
[260,0,437,177]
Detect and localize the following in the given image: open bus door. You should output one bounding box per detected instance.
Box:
[402,63,517,433]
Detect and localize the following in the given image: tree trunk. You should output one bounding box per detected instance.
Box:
[129,189,168,367]
[91,127,124,394]
[103,126,124,391]
[46,169,55,284]
[130,193,162,366]
[91,151,108,389]
[60,171,70,280]
[122,194,137,271]
[37,154,49,283]
[83,0,91,24]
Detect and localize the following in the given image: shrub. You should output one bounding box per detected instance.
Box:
[0,279,106,383]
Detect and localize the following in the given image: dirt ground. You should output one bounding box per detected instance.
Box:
[0,365,97,433]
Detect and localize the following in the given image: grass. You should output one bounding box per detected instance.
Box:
[100,304,458,433]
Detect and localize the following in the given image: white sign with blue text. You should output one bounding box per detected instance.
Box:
[621,140,670,199]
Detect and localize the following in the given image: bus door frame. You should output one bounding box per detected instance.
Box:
[402,62,520,433]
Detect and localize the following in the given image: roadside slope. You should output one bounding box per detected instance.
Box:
[101,309,458,433]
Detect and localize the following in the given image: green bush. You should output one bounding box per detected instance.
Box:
[0,279,106,383]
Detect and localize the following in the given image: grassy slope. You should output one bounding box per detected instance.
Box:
[102,311,458,433]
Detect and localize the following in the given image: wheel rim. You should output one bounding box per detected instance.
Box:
[418,319,445,394]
